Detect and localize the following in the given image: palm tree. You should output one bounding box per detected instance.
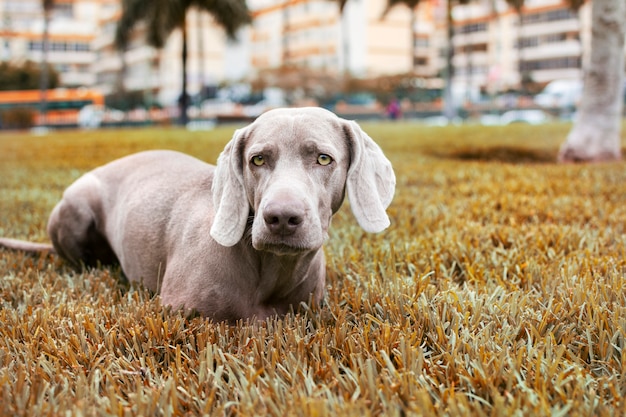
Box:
[39,0,54,128]
[115,0,250,125]
[196,10,207,99]
[440,0,471,121]
[558,0,625,162]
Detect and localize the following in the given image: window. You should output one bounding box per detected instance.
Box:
[414,37,429,48]
[457,43,488,54]
[54,64,70,72]
[458,22,487,35]
[520,56,581,71]
[518,32,579,48]
[518,37,539,48]
[51,42,66,51]
[28,41,43,51]
[53,2,73,18]
[28,41,90,52]
[75,43,90,52]
[413,57,428,66]
[521,8,577,25]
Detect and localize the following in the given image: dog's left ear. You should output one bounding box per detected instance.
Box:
[210,127,249,247]
[343,120,396,233]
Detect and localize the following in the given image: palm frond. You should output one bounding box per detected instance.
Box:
[191,0,251,40]
[42,0,55,12]
[382,0,422,18]
[114,0,150,49]
[567,0,585,12]
[329,0,349,13]
[115,0,250,50]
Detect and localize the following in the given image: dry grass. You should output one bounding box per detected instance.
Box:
[1,122,625,416]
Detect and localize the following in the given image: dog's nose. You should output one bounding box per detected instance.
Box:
[263,202,305,235]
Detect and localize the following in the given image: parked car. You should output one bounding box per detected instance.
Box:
[499,109,550,125]
[78,104,124,128]
[534,79,582,109]
[479,109,550,126]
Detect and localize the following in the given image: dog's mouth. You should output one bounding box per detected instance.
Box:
[253,240,317,256]
[248,209,326,255]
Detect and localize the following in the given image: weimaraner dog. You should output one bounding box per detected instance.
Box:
[0,107,395,322]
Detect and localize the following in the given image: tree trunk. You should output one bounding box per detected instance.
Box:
[197,8,206,99]
[442,0,457,122]
[179,12,189,126]
[465,17,472,103]
[341,4,350,75]
[282,3,290,66]
[410,6,416,72]
[517,11,526,93]
[558,0,625,163]
[39,6,51,127]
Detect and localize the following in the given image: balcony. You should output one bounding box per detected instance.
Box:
[520,19,579,38]
[520,40,581,61]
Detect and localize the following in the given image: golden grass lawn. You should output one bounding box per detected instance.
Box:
[0,122,625,416]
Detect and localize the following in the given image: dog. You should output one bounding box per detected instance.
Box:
[0,107,396,322]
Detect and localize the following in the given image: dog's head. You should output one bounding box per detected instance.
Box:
[210,107,395,254]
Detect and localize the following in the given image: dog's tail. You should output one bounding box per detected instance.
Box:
[0,237,55,253]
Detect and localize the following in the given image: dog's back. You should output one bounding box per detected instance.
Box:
[47,150,215,282]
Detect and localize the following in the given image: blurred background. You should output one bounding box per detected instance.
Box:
[0,0,620,129]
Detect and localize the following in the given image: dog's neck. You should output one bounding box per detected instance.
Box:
[253,247,325,315]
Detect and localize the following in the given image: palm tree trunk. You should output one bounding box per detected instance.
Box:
[465,15,473,103]
[116,47,129,122]
[179,12,189,126]
[282,2,290,66]
[39,3,51,128]
[410,6,416,72]
[558,0,625,162]
[197,8,206,99]
[517,12,524,92]
[442,0,457,121]
[341,5,350,75]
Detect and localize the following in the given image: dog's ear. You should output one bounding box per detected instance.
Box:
[343,120,396,233]
[210,128,249,246]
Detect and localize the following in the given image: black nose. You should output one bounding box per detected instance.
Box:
[263,202,305,235]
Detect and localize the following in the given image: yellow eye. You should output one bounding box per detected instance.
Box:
[317,154,332,166]
[251,155,265,166]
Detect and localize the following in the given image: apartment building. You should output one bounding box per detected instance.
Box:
[247,0,597,97]
[451,0,591,97]
[1,0,612,110]
[0,0,244,107]
[249,0,417,77]
[0,0,117,87]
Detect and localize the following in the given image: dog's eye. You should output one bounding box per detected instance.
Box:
[317,154,332,166]
[251,155,265,166]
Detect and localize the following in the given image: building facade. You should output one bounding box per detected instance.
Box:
[248,0,417,77]
[0,0,242,107]
[2,0,619,109]
[451,0,591,98]
[0,0,117,87]
[229,0,601,100]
